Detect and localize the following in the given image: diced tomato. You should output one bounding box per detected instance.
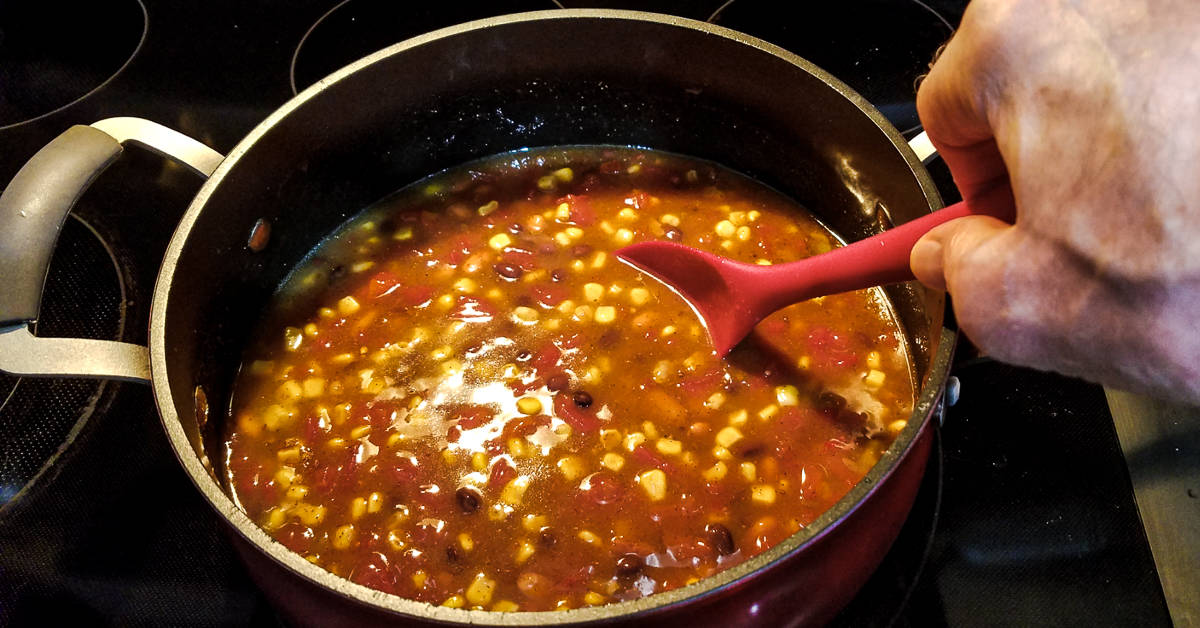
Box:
[387,451,421,487]
[277,523,315,554]
[501,246,538,271]
[366,270,402,299]
[444,235,473,265]
[398,284,433,307]
[531,343,561,372]
[630,445,675,473]
[530,284,566,308]
[578,471,623,506]
[554,392,600,433]
[350,552,399,594]
[452,405,494,430]
[675,367,725,397]
[450,296,495,322]
[488,458,516,488]
[807,326,859,369]
[625,191,651,210]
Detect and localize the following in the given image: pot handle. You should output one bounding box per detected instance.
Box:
[0,117,224,384]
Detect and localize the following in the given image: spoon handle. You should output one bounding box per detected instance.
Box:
[751,200,1003,310]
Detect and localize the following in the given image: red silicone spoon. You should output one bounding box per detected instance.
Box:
[616,200,1001,355]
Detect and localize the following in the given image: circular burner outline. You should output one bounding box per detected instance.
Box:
[289,0,569,96]
[0,214,129,516]
[0,0,149,131]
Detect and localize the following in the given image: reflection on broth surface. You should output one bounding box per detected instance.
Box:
[226,147,915,611]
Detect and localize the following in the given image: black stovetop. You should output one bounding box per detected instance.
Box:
[0,1,1170,625]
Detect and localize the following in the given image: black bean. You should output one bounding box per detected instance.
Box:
[705,523,736,556]
[516,350,532,362]
[446,545,462,563]
[494,262,523,280]
[538,529,557,548]
[663,226,683,241]
[731,438,765,459]
[455,486,481,514]
[615,554,643,578]
[546,373,569,392]
[572,391,593,408]
[816,391,847,418]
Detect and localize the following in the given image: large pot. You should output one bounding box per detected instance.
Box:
[0,10,951,627]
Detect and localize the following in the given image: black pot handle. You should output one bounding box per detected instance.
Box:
[0,117,224,383]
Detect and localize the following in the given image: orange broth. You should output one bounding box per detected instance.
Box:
[225,147,915,611]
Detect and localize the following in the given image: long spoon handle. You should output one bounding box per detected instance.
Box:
[748,200,1002,311]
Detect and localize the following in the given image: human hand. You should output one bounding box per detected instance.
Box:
[910,0,1200,404]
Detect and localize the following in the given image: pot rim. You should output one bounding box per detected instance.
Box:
[150,9,951,624]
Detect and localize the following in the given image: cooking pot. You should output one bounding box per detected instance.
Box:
[0,10,952,626]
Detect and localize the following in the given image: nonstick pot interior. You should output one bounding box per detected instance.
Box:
[152,10,947,624]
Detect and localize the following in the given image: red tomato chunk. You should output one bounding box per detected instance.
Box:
[225,147,914,612]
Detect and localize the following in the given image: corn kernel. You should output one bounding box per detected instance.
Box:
[591,252,608,268]
[740,462,757,482]
[555,202,571,220]
[516,397,543,415]
[412,570,428,589]
[284,485,309,502]
[601,452,625,471]
[715,220,736,238]
[641,421,660,440]
[553,167,574,183]
[538,175,557,191]
[512,306,539,323]
[661,325,677,337]
[283,326,303,351]
[273,466,296,489]
[331,524,356,549]
[337,296,360,316]
[507,437,528,457]
[704,392,726,410]
[294,503,326,526]
[472,452,489,472]
[459,532,474,552]
[488,233,512,250]
[515,540,536,564]
[865,369,887,389]
[453,277,477,293]
[652,361,672,383]
[500,476,531,505]
[301,377,325,398]
[776,385,800,406]
[477,200,499,216]
[522,514,547,532]
[748,210,761,221]
[614,228,634,245]
[276,380,301,403]
[702,461,728,482]
[736,225,752,241]
[554,231,572,247]
[623,432,646,452]
[617,207,637,221]
[758,404,780,420]
[655,438,682,456]
[751,484,777,505]
[583,283,604,302]
[888,419,908,434]
[797,355,812,369]
[728,409,749,426]
[599,429,621,450]
[466,573,496,606]
[594,306,616,324]
[867,351,882,369]
[565,227,584,240]
[442,595,465,608]
[277,446,300,464]
[577,530,601,545]
[629,287,651,306]
[349,425,372,439]
[557,456,586,481]
[712,445,733,461]
[349,497,367,521]
[638,469,667,501]
[660,213,680,226]
[715,426,743,448]
[367,492,384,513]
[583,592,606,606]
[264,508,286,530]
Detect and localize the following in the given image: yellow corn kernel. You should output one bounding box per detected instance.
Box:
[755,259,773,266]
[472,452,489,472]
[867,351,882,369]
[442,595,465,609]
[702,461,728,482]
[740,462,757,482]
[557,456,586,481]
[758,404,780,420]
[442,449,458,466]
[617,207,637,222]
[522,514,547,532]
[284,484,309,503]
[728,409,749,426]
[301,377,325,398]
[507,438,528,458]
[601,452,625,471]
[715,426,743,448]
[660,213,680,226]
[458,532,475,552]
[349,497,367,521]
[719,239,734,251]
[736,225,752,242]
[283,326,303,351]
[276,446,300,464]
[751,484,777,505]
[264,508,286,530]
[351,260,375,273]
[623,432,646,452]
[592,430,618,451]
[629,287,651,306]
[327,437,347,449]
[594,306,616,324]
[294,503,327,526]
[655,438,682,456]
[386,433,404,448]
[572,304,593,321]
[613,228,634,245]
[581,283,604,303]
[367,492,384,513]
[515,540,536,564]
[652,360,672,383]
[436,294,454,309]
[276,380,302,402]
[318,307,336,320]
[553,167,574,183]
[554,202,571,220]
[453,277,477,294]
[477,200,499,216]
[349,424,372,439]
[273,466,296,489]
[627,163,642,174]
[591,252,608,269]
[488,233,512,250]
[565,226,585,240]
[583,592,606,606]
[512,306,539,323]
[577,530,602,546]
[865,369,886,389]
[554,231,572,247]
[303,323,319,338]
[660,325,677,338]
[538,175,557,191]
[776,385,800,407]
[712,445,733,461]
[488,503,508,522]
[728,210,747,225]
[412,570,428,589]
[492,600,520,612]
[888,419,908,434]
[748,210,761,222]
[331,524,356,550]
[501,476,531,505]
[797,355,812,369]
[638,469,668,501]
[466,573,496,606]
[545,318,561,331]
[714,220,736,238]
[516,397,543,415]
[704,392,726,410]
[337,296,360,316]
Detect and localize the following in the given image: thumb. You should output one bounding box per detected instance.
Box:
[910,215,1013,294]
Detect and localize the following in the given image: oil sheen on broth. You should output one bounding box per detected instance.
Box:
[225,147,915,612]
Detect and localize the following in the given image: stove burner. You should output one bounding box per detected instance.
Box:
[0,216,126,512]
[0,0,147,129]
[289,0,559,94]
[711,0,955,133]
